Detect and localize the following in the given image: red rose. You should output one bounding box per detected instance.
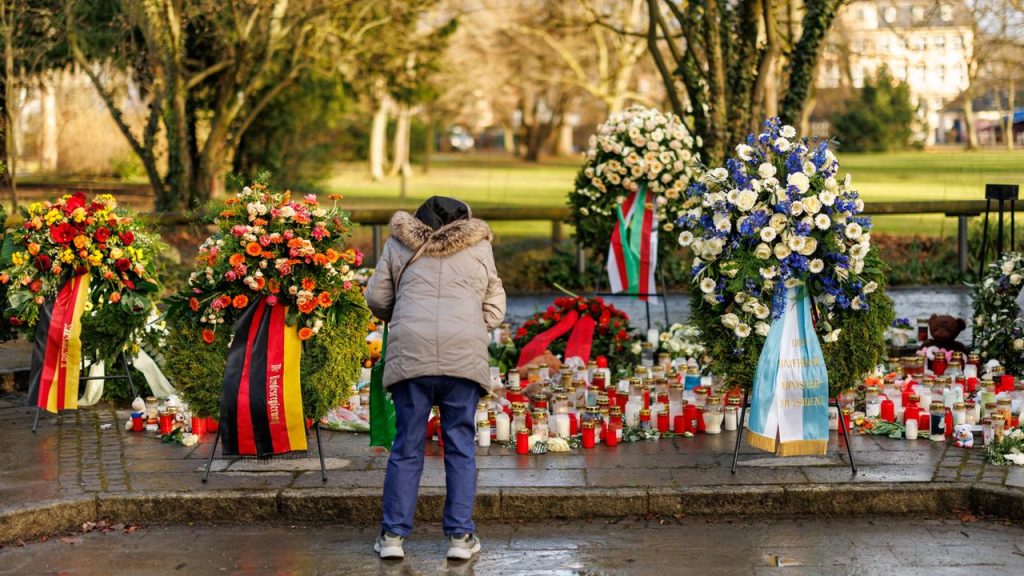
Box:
[49,222,77,244]
[94,227,111,243]
[34,254,51,272]
[116,258,132,272]
[516,328,527,338]
[28,279,42,293]
[119,231,135,246]
[65,192,87,212]
[9,317,22,327]
[123,278,135,290]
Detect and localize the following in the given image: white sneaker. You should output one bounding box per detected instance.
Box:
[446,533,481,560]
[374,531,405,560]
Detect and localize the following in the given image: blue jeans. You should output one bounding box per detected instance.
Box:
[381,376,482,537]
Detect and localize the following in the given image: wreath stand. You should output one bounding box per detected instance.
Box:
[729,389,857,475]
[31,351,138,433]
[595,261,671,333]
[201,418,328,484]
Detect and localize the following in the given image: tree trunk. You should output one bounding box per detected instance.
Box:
[556,120,574,157]
[1007,76,1015,151]
[502,122,515,154]
[388,104,411,179]
[963,92,979,150]
[423,114,434,174]
[369,96,388,181]
[40,75,58,173]
[3,17,17,212]
[0,60,7,190]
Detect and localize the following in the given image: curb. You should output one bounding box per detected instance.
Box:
[0,483,1018,545]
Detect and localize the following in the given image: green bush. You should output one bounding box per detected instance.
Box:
[832,67,917,152]
[164,325,228,418]
[300,293,371,420]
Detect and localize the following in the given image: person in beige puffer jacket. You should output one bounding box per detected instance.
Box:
[365,196,505,562]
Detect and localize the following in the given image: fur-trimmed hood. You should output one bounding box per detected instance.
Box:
[389,211,493,257]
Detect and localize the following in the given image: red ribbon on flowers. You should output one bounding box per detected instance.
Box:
[517,310,579,368]
[564,314,597,364]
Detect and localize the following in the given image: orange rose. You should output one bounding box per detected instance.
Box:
[232,294,249,309]
[287,238,304,249]
[27,243,40,255]
[313,253,329,266]
[298,300,317,314]
[202,329,216,344]
[301,278,316,291]
[255,277,266,291]
[110,292,122,304]
[298,327,314,340]
[245,242,262,256]
[317,292,332,308]
[74,235,88,249]
[229,253,245,267]
[0,273,8,284]
[261,251,274,259]
[268,278,280,293]
[189,297,200,312]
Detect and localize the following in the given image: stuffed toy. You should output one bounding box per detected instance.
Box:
[921,314,969,354]
[953,423,974,448]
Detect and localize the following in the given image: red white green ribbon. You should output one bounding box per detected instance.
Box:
[607,186,658,301]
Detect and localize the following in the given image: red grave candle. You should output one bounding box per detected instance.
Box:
[931,356,947,377]
[568,412,579,435]
[880,399,895,423]
[917,412,931,433]
[674,415,689,435]
[582,422,596,448]
[683,404,699,433]
[696,408,707,433]
[657,410,670,433]
[515,428,530,454]
[191,415,207,436]
[606,422,620,447]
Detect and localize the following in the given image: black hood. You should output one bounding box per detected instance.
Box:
[414,196,471,230]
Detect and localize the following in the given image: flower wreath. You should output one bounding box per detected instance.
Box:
[678,119,893,393]
[512,296,638,372]
[568,105,699,258]
[972,252,1024,375]
[1,192,162,360]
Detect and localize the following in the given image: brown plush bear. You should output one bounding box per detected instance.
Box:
[921,314,968,354]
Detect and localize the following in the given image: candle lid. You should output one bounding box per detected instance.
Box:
[953,402,966,410]
[477,420,490,429]
[582,421,596,429]
[639,408,651,416]
[516,428,530,435]
[610,406,623,416]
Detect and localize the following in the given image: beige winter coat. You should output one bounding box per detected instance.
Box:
[365,211,506,392]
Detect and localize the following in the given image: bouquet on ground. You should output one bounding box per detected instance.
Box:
[655,323,705,361]
[2,192,162,358]
[972,253,1024,375]
[513,295,638,373]
[678,118,893,393]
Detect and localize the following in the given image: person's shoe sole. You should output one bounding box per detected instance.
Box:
[446,540,481,561]
[374,540,405,560]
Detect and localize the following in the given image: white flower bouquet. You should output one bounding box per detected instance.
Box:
[972,252,1024,375]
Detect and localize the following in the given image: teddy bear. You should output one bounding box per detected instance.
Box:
[953,423,974,448]
[921,314,969,354]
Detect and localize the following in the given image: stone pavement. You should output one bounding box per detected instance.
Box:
[2,392,1024,544]
[3,516,1023,576]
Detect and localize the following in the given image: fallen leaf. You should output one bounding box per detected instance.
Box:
[957,510,979,523]
[60,536,82,545]
[124,525,141,534]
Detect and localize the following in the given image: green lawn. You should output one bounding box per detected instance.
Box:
[322,149,1024,239]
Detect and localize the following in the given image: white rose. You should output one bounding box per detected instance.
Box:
[1015,339,1023,351]
[800,237,818,256]
[726,189,740,204]
[788,172,810,193]
[769,213,789,230]
[803,196,822,215]
[736,189,758,212]
[815,214,831,230]
[760,227,777,243]
[722,313,740,329]
[709,167,729,182]
[735,324,752,338]
[774,137,791,152]
[849,244,867,259]
[1012,274,1023,286]
[780,125,797,139]
[852,259,864,274]
[703,293,719,305]
[714,215,732,234]
[755,304,770,320]
[678,231,695,247]
[735,144,754,161]
[761,267,777,279]
[758,163,777,178]
[755,243,772,260]
[789,201,805,216]
[1001,261,1015,275]
[755,322,771,337]
[700,278,717,294]
[773,243,792,260]
[808,259,825,274]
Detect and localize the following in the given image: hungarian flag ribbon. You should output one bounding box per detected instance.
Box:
[27,273,91,414]
[220,297,306,457]
[607,185,658,302]
[746,287,830,457]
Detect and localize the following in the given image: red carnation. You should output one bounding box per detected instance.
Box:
[49,222,77,244]
[94,227,111,243]
[119,231,135,246]
[116,258,132,272]
[34,254,51,272]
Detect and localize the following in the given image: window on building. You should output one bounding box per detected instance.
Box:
[954,35,965,49]
[934,36,945,49]
[912,6,925,21]
[912,36,926,51]
[883,6,897,23]
[940,4,953,21]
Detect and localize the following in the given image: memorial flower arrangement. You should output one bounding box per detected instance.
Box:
[656,323,705,360]
[986,426,1024,465]
[971,252,1024,376]
[678,119,893,394]
[568,105,699,257]
[0,192,162,360]
[512,296,638,372]
[164,181,370,420]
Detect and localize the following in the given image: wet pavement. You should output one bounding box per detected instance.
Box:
[507,287,975,340]
[2,516,1022,576]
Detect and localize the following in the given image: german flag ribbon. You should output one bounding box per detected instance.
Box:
[220,297,306,457]
[27,273,91,414]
